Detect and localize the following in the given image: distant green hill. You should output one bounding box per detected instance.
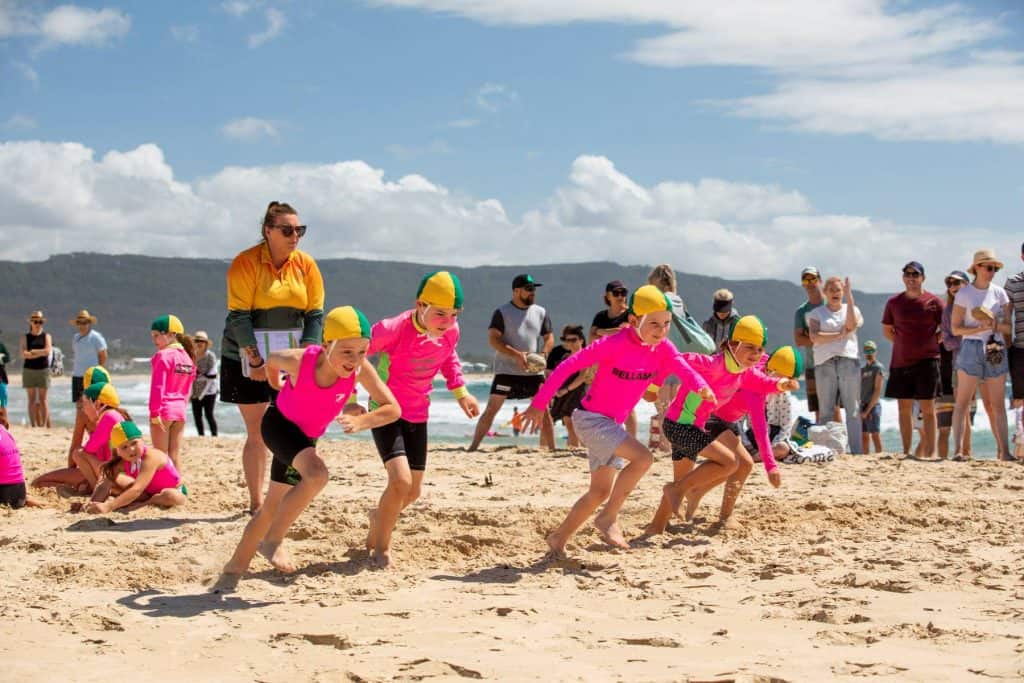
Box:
[0,253,896,368]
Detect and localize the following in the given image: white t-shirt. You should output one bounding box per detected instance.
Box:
[954,283,1010,342]
[807,303,863,366]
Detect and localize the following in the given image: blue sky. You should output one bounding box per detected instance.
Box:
[1,0,1022,289]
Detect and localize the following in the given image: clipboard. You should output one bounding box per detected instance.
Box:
[242,328,302,377]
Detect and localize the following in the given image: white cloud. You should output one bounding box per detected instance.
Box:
[0,140,1013,290]
[220,117,279,142]
[222,0,259,17]
[38,5,130,47]
[370,1,1024,145]
[248,7,285,48]
[170,24,199,43]
[476,82,517,112]
[3,113,36,129]
[12,60,38,87]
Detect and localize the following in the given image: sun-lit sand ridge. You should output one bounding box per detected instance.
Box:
[2,426,1023,682]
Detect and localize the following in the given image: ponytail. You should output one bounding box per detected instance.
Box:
[177,334,197,363]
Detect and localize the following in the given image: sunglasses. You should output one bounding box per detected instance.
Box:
[269,224,307,238]
[610,288,628,297]
[945,279,964,288]
[903,271,922,278]
[561,336,581,342]
[30,319,43,324]
[979,264,999,272]
[801,276,819,284]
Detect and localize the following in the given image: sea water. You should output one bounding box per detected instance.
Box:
[5,376,1007,458]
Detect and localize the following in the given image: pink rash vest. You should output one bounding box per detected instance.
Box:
[84,409,124,462]
[276,345,358,439]
[0,425,23,485]
[123,445,182,495]
[150,344,196,422]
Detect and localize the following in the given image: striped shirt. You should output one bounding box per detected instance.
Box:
[1005,272,1024,348]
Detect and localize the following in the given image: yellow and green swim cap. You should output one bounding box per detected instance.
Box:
[151,314,185,335]
[83,365,111,389]
[416,271,463,309]
[323,306,372,342]
[729,315,767,347]
[83,381,120,408]
[628,285,672,317]
[767,345,804,379]
[110,420,143,449]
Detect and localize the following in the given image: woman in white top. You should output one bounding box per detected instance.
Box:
[807,276,864,453]
[950,249,1012,461]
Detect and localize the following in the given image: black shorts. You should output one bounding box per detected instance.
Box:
[0,481,26,509]
[885,358,940,400]
[805,365,819,413]
[261,405,316,486]
[220,356,276,405]
[490,374,544,400]
[1010,347,1024,400]
[664,417,740,462]
[71,376,84,404]
[372,419,429,471]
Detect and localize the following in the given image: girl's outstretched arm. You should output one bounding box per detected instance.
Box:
[344,359,401,433]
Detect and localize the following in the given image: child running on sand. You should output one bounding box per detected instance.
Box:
[149,315,196,470]
[660,346,803,528]
[83,421,186,513]
[221,306,400,580]
[521,285,714,555]
[365,272,480,568]
[0,409,43,508]
[31,366,115,493]
[646,317,798,535]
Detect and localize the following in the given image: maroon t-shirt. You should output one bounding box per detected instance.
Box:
[881,291,945,368]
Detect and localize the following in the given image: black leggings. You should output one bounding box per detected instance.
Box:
[191,395,218,436]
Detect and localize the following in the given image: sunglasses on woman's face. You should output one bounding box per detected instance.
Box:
[30,319,43,324]
[945,280,963,288]
[980,264,999,272]
[611,289,628,297]
[270,224,307,238]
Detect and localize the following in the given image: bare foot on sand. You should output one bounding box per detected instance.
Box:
[663,482,683,518]
[715,516,741,531]
[259,540,297,573]
[594,516,630,550]
[546,531,568,558]
[211,572,241,594]
[365,508,378,551]
[682,489,701,522]
[370,549,395,570]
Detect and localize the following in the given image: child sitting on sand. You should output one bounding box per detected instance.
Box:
[149,314,196,470]
[84,420,187,514]
[221,307,400,580]
[366,272,480,569]
[521,285,713,556]
[0,408,43,508]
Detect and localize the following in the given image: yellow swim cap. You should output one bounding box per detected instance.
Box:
[323,306,372,342]
[109,420,143,449]
[82,381,120,408]
[729,315,767,347]
[151,314,185,335]
[417,271,464,309]
[767,345,803,378]
[628,285,672,317]
[83,365,110,389]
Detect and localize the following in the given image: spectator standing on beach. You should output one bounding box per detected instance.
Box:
[949,250,1011,461]
[21,310,51,428]
[794,267,827,422]
[68,310,107,462]
[0,332,9,408]
[546,324,588,449]
[1004,243,1024,409]
[591,280,637,438]
[221,201,324,513]
[882,261,944,458]
[807,276,864,453]
[703,289,739,349]
[468,274,554,452]
[938,270,973,458]
[860,341,885,454]
[190,330,219,437]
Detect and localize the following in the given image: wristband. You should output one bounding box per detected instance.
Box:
[452,386,470,400]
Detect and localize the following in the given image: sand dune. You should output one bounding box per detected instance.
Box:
[2,426,1023,681]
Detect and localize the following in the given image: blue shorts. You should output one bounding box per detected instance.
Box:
[955,339,1008,379]
[861,404,881,434]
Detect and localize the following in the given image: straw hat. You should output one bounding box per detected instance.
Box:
[968,249,1004,275]
[27,310,45,323]
[193,330,211,343]
[69,309,97,325]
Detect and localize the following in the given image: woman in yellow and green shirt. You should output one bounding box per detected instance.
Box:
[220,201,325,512]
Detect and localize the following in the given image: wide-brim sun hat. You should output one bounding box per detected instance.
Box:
[70,309,98,325]
[323,306,372,342]
[27,310,45,323]
[967,249,1004,275]
[193,330,210,343]
[417,271,464,309]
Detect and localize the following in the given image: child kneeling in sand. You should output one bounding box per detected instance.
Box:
[222,306,400,579]
[0,408,43,508]
[522,285,713,555]
[84,420,187,514]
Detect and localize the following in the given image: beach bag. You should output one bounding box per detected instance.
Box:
[809,421,848,454]
[49,347,64,378]
[666,294,715,355]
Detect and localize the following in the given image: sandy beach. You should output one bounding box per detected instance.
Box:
[2,426,1023,682]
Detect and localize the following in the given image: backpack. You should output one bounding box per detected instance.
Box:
[49,346,64,377]
[666,293,715,355]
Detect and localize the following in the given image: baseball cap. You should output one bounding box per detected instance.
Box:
[863,340,878,353]
[800,266,820,279]
[604,280,626,293]
[902,261,925,275]
[945,270,969,286]
[512,274,542,289]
